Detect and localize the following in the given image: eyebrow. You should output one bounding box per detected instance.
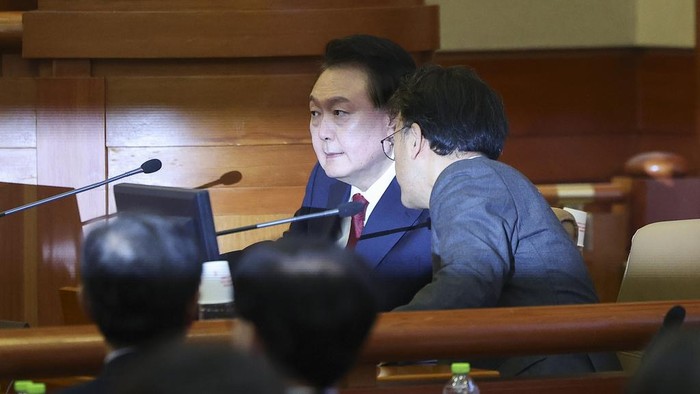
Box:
[309,95,351,107]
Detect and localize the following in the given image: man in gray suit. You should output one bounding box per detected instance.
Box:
[386,65,620,376]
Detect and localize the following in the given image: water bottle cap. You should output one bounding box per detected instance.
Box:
[451,362,471,374]
[27,383,46,394]
[14,380,33,391]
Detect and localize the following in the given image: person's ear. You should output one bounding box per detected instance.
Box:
[383,114,395,137]
[408,123,425,159]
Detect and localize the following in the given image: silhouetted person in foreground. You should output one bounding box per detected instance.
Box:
[116,343,285,394]
[232,237,379,392]
[62,214,202,394]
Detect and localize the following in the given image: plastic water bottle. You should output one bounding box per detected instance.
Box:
[443,362,480,394]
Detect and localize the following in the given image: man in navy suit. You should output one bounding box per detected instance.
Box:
[288,35,432,311]
[61,214,202,394]
[387,64,620,376]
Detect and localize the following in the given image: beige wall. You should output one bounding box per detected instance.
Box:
[428,0,695,50]
[636,0,695,47]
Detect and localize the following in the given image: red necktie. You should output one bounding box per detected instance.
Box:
[346,193,369,249]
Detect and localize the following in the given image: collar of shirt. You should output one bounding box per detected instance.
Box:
[286,386,338,394]
[104,346,137,365]
[349,164,396,224]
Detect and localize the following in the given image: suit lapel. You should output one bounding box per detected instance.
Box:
[307,180,349,238]
[355,179,423,270]
[327,180,349,208]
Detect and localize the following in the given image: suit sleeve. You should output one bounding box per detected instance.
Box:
[396,170,516,310]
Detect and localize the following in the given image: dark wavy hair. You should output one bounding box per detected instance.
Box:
[388,64,509,159]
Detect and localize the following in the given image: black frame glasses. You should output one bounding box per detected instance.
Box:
[380,126,410,161]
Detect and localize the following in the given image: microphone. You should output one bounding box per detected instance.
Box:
[216,201,364,237]
[0,159,162,218]
[359,219,431,241]
[643,304,686,356]
[140,158,162,174]
[661,305,686,332]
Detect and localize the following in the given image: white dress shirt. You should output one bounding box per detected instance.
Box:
[337,164,396,247]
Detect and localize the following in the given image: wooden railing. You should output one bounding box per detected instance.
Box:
[1,300,698,386]
[362,300,699,363]
[537,179,631,206]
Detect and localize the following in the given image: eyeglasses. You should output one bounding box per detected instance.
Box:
[380,126,410,161]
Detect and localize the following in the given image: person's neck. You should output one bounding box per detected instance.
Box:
[349,161,393,192]
[431,151,482,181]
[426,151,483,205]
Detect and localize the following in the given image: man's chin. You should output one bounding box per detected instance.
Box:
[319,163,350,181]
[400,195,420,210]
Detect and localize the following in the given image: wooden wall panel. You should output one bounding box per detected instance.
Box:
[501,134,637,184]
[0,183,35,324]
[636,49,695,135]
[1,53,39,77]
[93,58,322,77]
[436,50,638,138]
[36,78,106,222]
[106,75,315,147]
[106,146,316,211]
[38,0,423,11]
[0,183,81,327]
[435,48,700,180]
[22,7,439,59]
[0,78,35,148]
[0,1,36,11]
[107,146,315,190]
[210,186,306,216]
[0,149,35,184]
[34,185,82,326]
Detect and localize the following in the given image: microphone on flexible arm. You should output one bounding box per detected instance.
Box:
[0,159,162,218]
[216,201,364,237]
[359,219,431,241]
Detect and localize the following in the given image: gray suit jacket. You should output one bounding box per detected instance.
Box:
[397,157,598,310]
[396,157,619,375]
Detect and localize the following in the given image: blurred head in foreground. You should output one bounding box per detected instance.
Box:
[80,213,201,349]
[232,236,379,389]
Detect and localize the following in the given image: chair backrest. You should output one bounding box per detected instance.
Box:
[616,219,700,373]
[617,219,700,302]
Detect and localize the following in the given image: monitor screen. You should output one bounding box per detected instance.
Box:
[113,183,220,263]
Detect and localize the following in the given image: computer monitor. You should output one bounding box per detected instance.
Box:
[113,183,220,263]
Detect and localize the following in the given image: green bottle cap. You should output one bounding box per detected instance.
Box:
[26,382,46,394]
[13,380,33,392]
[451,362,471,374]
